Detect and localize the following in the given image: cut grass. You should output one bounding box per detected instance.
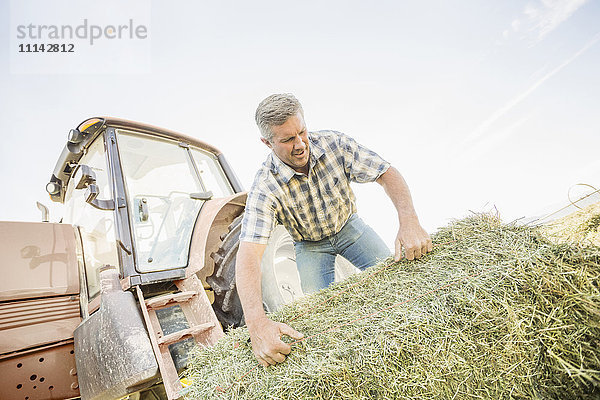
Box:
[185,214,600,399]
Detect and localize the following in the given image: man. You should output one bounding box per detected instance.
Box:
[236,93,431,367]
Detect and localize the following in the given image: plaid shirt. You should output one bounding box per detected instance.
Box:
[240,130,390,244]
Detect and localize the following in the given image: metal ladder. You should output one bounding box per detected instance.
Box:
[135,274,224,399]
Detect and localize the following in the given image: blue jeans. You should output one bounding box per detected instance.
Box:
[294,214,391,294]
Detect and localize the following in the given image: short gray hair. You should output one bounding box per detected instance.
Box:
[255,93,304,141]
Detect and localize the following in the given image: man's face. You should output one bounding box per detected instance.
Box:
[262,112,310,174]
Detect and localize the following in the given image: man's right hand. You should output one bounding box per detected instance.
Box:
[247,317,304,367]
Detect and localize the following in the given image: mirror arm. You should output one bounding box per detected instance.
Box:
[85,184,115,211]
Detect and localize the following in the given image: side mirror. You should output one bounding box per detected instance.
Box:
[73,164,115,211]
[74,164,97,190]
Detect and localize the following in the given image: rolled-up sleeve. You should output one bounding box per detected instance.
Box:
[240,189,277,244]
[339,133,390,183]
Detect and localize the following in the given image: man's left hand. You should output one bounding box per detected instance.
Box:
[395,220,432,261]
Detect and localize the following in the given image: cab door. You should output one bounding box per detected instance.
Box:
[62,133,120,313]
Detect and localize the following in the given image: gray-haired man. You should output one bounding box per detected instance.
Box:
[236,93,431,367]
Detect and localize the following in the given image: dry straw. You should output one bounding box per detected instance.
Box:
[544,201,600,247]
[185,213,600,399]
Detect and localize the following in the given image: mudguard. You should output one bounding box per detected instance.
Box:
[187,192,247,280]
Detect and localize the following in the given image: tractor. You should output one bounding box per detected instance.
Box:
[0,117,354,400]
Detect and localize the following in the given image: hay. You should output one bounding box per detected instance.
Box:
[184,214,600,399]
[544,202,600,246]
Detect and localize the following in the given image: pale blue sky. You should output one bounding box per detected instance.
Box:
[1,0,599,248]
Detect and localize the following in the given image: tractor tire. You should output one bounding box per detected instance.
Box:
[206,214,245,329]
[207,214,300,329]
[207,213,360,329]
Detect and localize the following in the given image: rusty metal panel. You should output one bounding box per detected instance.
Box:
[0,222,79,302]
[0,296,81,354]
[0,339,80,400]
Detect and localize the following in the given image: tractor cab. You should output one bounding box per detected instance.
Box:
[45,117,249,399]
[47,118,243,303]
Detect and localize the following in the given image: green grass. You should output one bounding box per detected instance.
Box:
[185,214,600,400]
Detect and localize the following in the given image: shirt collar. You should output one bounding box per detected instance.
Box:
[269,133,326,183]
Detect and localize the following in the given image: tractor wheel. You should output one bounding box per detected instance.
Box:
[207,214,359,329]
[206,215,245,329]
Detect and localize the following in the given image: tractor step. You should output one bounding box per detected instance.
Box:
[157,322,215,346]
[135,274,224,400]
[145,291,197,309]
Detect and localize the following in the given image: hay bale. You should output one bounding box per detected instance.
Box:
[184,214,600,399]
[544,202,600,246]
